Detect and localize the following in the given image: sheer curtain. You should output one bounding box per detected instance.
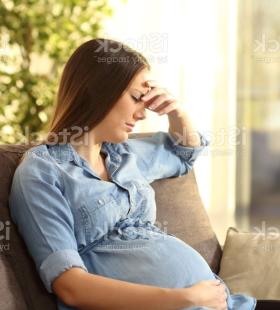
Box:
[102,0,238,243]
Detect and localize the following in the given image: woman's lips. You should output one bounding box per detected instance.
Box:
[125,123,134,131]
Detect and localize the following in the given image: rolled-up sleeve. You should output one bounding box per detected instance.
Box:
[126,131,209,183]
[9,152,88,293]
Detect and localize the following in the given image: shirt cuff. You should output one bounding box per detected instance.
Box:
[167,131,209,162]
[39,249,88,293]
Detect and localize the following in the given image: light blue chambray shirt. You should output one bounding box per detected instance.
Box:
[9,131,256,310]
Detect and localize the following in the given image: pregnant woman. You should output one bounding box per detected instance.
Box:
[9,39,257,310]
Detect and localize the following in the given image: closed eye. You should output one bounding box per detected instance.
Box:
[131,95,142,103]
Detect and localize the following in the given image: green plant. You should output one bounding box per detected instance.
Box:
[0,0,113,144]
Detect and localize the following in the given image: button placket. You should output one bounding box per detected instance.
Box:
[126,183,137,215]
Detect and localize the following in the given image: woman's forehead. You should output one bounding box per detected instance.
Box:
[130,69,151,90]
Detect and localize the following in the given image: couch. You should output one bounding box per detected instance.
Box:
[0,133,222,310]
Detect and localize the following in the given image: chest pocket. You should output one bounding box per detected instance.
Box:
[79,193,121,244]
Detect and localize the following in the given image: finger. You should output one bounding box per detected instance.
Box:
[211,279,222,285]
[148,93,173,110]
[141,87,166,101]
[204,279,222,286]
[157,101,177,116]
[155,101,172,115]
[222,284,228,292]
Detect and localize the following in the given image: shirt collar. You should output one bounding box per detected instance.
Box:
[47,141,129,165]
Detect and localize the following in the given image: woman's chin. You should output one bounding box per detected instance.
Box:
[107,132,129,144]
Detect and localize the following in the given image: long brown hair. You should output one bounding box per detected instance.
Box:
[44,38,150,144]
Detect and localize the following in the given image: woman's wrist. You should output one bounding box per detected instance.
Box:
[166,287,194,309]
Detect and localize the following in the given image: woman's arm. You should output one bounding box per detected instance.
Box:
[167,108,201,147]
[53,267,190,310]
[53,267,228,310]
[124,81,208,183]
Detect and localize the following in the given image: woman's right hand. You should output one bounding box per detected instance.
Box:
[181,279,228,310]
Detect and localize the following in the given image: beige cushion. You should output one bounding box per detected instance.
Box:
[218,227,280,300]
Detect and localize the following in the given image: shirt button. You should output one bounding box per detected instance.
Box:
[98,199,104,205]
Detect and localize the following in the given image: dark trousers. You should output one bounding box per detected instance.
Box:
[255,300,280,309]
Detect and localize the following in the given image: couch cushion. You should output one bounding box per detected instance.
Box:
[0,145,30,209]
[0,145,57,310]
[218,227,280,299]
[0,242,27,310]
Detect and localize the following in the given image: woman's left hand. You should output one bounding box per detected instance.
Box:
[141,80,182,116]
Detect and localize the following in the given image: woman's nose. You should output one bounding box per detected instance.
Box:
[134,107,146,121]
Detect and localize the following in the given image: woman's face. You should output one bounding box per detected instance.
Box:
[92,68,151,144]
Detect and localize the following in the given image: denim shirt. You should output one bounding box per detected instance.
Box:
[9,131,256,310]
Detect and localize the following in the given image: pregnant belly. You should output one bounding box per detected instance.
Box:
[80,232,216,288]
